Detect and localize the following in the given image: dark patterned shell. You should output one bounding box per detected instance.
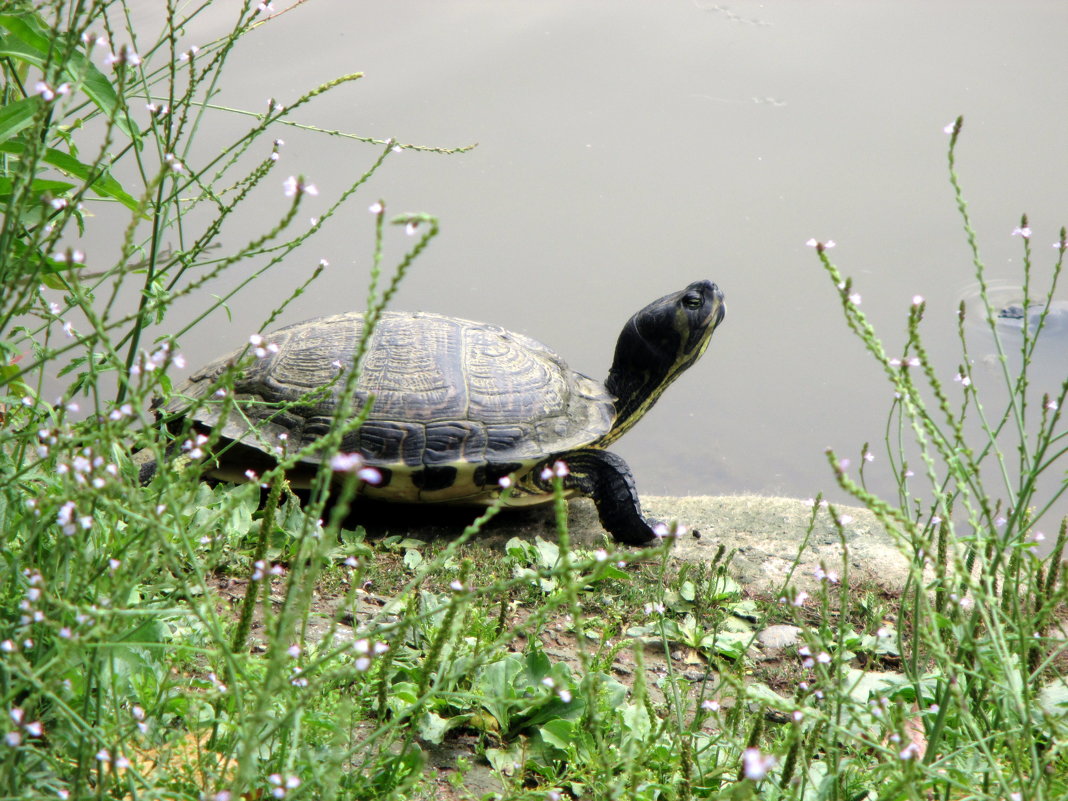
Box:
[165,311,615,501]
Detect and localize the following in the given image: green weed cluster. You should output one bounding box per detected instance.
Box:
[1,2,1066,800]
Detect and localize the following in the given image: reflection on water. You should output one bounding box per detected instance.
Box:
[95,1,1068,520]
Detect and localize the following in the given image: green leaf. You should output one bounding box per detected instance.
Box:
[844,668,908,703]
[591,562,628,581]
[1038,679,1068,719]
[744,682,792,710]
[0,362,32,396]
[706,573,742,600]
[403,548,423,571]
[0,96,42,143]
[0,176,75,198]
[484,747,522,777]
[534,536,560,569]
[0,141,143,213]
[416,711,450,744]
[478,656,524,730]
[705,629,751,659]
[504,536,534,561]
[525,649,552,683]
[0,13,140,142]
[729,599,760,620]
[621,702,652,740]
[539,718,575,751]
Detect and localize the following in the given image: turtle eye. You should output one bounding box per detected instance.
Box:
[682,291,703,310]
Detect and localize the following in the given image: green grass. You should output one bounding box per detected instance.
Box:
[2,3,1067,800]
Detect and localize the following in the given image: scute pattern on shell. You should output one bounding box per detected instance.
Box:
[166,311,615,482]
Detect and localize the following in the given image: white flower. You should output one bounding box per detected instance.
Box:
[34,81,70,101]
[249,334,279,358]
[813,565,839,583]
[742,748,777,780]
[1011,226,1032,239]
[105,45,140,67]
[358,467,382,485]
[889,356,920,368]
[283,176,318,197]
[898,742,921,760]
[368,201,384,214]
[52,248,84,265]
[330,452,365,472]
[57,501,77,535]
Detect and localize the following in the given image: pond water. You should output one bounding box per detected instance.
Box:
[121,1,1068,521]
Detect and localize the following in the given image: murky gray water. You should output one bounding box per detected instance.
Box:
[115,2,1068,520]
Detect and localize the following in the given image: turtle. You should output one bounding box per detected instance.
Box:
[149,279,725,544]
[996,301,1068,335]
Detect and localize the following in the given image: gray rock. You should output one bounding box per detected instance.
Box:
[756,624,803,652]
[467,494,909,595]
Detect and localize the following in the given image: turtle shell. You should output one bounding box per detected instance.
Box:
[164,311,615,502]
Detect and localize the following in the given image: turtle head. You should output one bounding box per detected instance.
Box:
[602,280,725,443]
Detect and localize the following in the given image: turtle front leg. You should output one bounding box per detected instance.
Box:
[544,448,658,545]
